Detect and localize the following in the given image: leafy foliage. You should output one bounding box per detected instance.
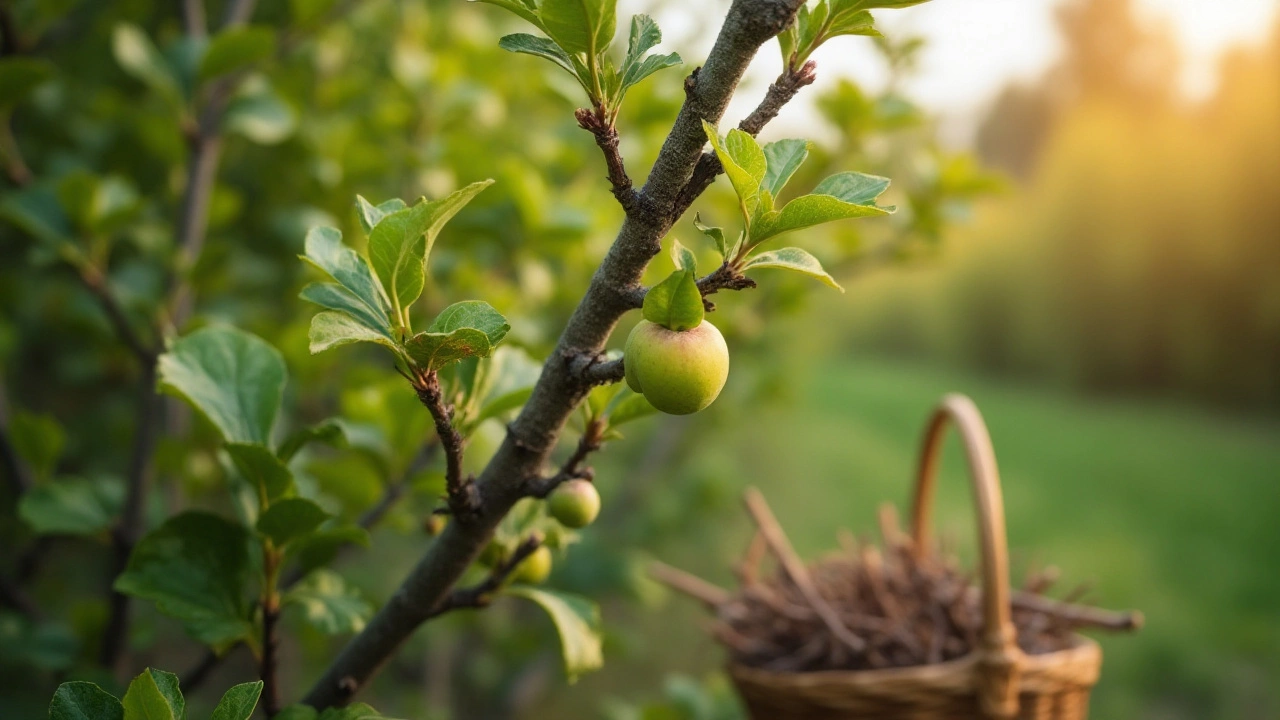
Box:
[49,672,264,720]
[480,0,681,122]
[505,585,604,682]
[697,121,892,290]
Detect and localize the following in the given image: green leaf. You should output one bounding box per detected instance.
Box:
[277,417,351,463]
[257,498,332,546]
[114,512,255,650]
[701,121,766,218]
[368,180,494,323]
[157,325,287,447]
[300,225,388,320]
[619,51,680,92]
[505,586,603,682]
[471,0,545,29]
[0,57,55,109]
[751,172,893,245]
[475,387,534,425]
[826,8,878,38]
[539,0,616,56]
[354,196,407,236]
[298,283,394,341]
[669,238,696,274]
[693,214,729,259]
[7,409,65,480]
[498,34,579,77]
[642,269,703,332]
[761,139,810,198]
[226,443,294,501]
[308,311,402,356]
[406,301,510,371]
[605,388,656,427]
[1,616,79,671]
[744,247,844,291]
[0,185,75,256]
[199,26,275,81]
[18,475,123,536]
[112,24,182,105]
[121,668,182,720]
[211,682,263,720]
[49,682,124,720]
[224,84,295,144]
[619,16,680,91]
[284,570,372,634]
[813,170,892,205]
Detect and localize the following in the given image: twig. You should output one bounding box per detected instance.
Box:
[302,3,809,707]
[428,534,543,618]
[735,530,767,586]
[78,265,156,363]
[525,419,603,498]
[1007,590,1143,632]
[742,487,866,652]
[411,370,478,519]
[100,362,162,672]
[649,561,730,609]
[576,108,637,211]
[565,349,625,387]
[673,60,818,218]
[261,548,283,716]
[182,0,207,37]
[696,263,757,311]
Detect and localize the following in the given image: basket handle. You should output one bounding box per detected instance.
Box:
[909,394,1024,719]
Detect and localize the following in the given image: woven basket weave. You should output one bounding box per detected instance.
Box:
[729,394,1103,720]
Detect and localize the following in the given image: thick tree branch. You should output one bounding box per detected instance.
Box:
[576,108,637,211]
[674,60,818,219]
[428,534,543,618]
[301,0,805,708]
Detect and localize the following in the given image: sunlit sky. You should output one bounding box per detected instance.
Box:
[651,0,1279,145]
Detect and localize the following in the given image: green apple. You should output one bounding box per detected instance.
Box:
[548,479,601,528]
[624,319,729,415]
[511,546,552,585]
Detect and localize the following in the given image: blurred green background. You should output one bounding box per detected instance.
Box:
[1,0,1277,718]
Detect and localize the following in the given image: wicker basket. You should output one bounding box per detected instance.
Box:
[729,394,1103,720]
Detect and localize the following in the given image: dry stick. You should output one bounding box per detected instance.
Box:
[742,488,866,653]
[735,530,767,586]
[649,561,731,609]
[1006,590,1143,632]
[301,4,811,708]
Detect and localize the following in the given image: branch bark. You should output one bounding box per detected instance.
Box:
[427,534,544,618]
[412,371,478,518]
[301,0,807,708]
[576,108,636,211]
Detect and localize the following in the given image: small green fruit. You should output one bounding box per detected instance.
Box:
[423,514,447,536]
[512,546,552,585]
[548,479,601,528]
[624,319,729,415]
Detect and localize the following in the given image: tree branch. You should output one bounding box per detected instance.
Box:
[576,108,637,211]
[673,60,818,219]
[78,265,157,363]
[100,362,162,672]
[427,534,543,618]
[411,371,478,519]
[301,1,805,708]
[525,419,604,499]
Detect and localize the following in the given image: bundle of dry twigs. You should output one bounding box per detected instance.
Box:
[651,489,1142,674]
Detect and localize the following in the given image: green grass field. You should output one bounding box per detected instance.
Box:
[559,356,1280,720]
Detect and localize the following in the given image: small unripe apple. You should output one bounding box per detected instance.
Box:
[423,514,447,536]
[511,546,552,585]
[548,479,601,528]
[624,319,729,415]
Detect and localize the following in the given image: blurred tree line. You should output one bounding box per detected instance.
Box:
[843,0,1280,411]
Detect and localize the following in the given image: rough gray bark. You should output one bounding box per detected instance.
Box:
[301,0,806,708]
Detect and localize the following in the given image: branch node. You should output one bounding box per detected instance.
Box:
[576,107,637,212]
